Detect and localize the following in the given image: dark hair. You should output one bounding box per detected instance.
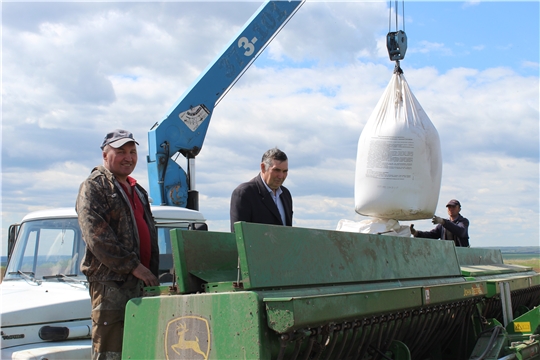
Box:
[262,147,287,170]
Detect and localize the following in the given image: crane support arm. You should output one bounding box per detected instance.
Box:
[147,0,304,208]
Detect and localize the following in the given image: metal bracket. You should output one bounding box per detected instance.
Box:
[499,282,514,327]
[387,30,407,61]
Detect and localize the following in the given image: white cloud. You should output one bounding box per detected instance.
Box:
[2,1,538,257]
[462,1,481,9]
[409,40,453,56]
[522,60,540,69]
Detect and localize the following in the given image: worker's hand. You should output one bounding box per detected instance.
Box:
[432,215,445,225]
[410,224,418,237]
[131,263,159,287]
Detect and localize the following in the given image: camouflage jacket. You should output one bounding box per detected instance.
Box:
[76,165,159,283]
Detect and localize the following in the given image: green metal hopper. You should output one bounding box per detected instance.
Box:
[122,222,540,360]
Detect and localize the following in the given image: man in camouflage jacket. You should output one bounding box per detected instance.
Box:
[77,129,159,360]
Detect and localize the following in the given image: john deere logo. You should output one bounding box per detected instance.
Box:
[165,316,210,360]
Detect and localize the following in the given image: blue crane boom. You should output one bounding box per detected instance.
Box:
[147,0,304,209]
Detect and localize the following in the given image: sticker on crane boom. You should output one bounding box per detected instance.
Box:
[165,315,210,360]
[179,105,210,132]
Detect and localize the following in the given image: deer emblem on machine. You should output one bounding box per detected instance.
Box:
[170,322,208,359]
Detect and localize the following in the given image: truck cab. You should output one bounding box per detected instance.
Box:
[0,206,206,359]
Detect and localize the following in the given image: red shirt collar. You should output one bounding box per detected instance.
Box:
[126,176,137,187]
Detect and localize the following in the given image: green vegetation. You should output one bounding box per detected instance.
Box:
[487,247,539,272]
[502,255,540,272]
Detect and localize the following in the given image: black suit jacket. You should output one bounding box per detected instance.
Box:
[230,175,293,232]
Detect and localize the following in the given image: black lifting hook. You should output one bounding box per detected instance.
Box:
[387,30,407,74]
[386,30,407,62]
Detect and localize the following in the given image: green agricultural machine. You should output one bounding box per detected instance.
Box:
[122,222,540,359]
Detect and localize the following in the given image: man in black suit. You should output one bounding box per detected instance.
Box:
[230,147,293,231]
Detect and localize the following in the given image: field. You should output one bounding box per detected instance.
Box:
[492,246,540,273]
[502,253,540,272]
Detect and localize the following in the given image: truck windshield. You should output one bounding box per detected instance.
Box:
[5,216,200,282]
[4,218,85,281]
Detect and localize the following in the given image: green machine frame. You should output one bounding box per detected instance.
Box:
[122,222,540,360]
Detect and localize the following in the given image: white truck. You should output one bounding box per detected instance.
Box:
[1,206,206,359]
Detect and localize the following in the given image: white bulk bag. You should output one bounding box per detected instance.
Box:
[354,72,442,220]
[336,218,411,237]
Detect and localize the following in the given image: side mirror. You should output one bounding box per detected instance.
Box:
[7,223,20,261]
[188,222,208,231]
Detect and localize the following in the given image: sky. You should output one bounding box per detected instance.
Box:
[1,1,539,256]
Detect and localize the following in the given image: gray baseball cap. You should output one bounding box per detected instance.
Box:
[101,129,139,150]
[446,199,461,207]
